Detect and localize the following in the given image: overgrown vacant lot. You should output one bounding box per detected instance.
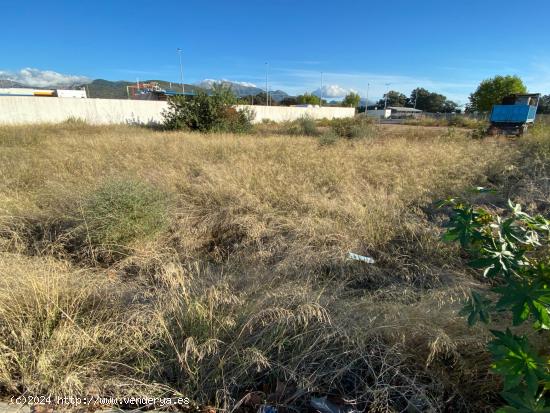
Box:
[0,122,548,412]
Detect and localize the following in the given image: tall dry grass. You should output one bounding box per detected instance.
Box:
[0,121,542,411]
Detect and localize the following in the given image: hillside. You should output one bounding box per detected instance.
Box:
[197,79,289,102]
[0,76,291,101]
[83,79,201,99]
[0,80,33,88]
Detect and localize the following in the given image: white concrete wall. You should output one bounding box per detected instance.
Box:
[240,105,355,123]
[0,97,168,125]
[0,97,355,125]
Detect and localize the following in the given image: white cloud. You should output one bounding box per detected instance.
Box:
[197,78,257,88]
[312,84,357,98]
[0,68,90,87]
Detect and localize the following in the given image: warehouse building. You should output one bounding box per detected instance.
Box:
[0,88,87,98]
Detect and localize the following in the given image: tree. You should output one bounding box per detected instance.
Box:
[342,92,361,108]
[538,95,550,114]
[296,93,324,105]
[279,96,299,106]
[469,75,527,112]
[409,88,458,113]
[377,90,407,108]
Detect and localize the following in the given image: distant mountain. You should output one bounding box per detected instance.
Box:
[83,79,200,99]
[197,79,262,97]
[269,90,289,102]
[197,79,289,102]
[0,76,291,102]
[359,98,376,107]
[0,79,38,88]
[0,77,200,99]
[0,78,88,90]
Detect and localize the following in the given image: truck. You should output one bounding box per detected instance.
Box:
[487,93,540,136]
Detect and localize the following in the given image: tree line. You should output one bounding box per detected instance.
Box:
[366,75,549,114]
[367,88,459,113]
[236,74,549,114]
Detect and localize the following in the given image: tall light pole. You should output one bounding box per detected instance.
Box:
[320,72,323,107]
[177,48,184,94]
[366,83,370,112]
[384,82,391,109]
[265,62,269,106]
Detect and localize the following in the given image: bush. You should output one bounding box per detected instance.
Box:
[330,117,374,139]
[318,130,339,146]
[62,116,89,126]
[78,179,169,254]
[162,84,254,133]
[222,106,255,134]
[404,116,487,130]
[284,115,320,136]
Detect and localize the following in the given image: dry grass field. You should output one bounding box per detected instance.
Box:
[0,121,549,412]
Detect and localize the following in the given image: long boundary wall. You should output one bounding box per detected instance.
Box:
[0,97,168,125]
[241,105,355,123]
[0,97,355,125]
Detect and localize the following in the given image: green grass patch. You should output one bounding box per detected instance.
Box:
[79,179,169,253]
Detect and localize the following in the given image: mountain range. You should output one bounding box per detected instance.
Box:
[0,77,290,101]
[196,79,288,102]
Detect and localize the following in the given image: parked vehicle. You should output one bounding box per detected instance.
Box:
[488,93,540,136]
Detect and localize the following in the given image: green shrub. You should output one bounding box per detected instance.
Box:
[318,130,339,146]
[330,117,374,139]
[405,116,487,130]
[63,117,89,126]
[162,84,255,133]
[284,115,320,136]
[79,179,169,253]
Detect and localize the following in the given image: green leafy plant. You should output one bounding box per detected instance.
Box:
[162,84,254,133]
[440,193,550,411]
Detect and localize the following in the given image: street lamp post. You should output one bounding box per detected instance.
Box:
[177,48,184,94]
[366,83,370,112]
[265,62,269,106]
[384,82,391,109]
[320,72,324,107]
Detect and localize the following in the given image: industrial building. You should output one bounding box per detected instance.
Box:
[366,106,423,119]
[0,88,87,98]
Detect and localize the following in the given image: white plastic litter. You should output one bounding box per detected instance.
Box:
[348,252,375,264]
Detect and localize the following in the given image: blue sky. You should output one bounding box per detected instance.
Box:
[1,0,549,105]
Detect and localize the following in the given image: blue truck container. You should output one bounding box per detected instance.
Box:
[488,93,540,136]
[490,104,537,123]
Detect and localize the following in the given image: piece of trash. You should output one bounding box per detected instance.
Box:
[310,396,360,413]
[257,404,277,413]
[348,252,375,264]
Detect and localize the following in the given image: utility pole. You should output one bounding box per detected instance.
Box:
[366,83,370,112]
[320,72,323,107]
[265,62,269,106]
[384,82,391,109]
[177,48,184,94]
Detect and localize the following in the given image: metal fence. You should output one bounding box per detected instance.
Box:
[422,112,488,121]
